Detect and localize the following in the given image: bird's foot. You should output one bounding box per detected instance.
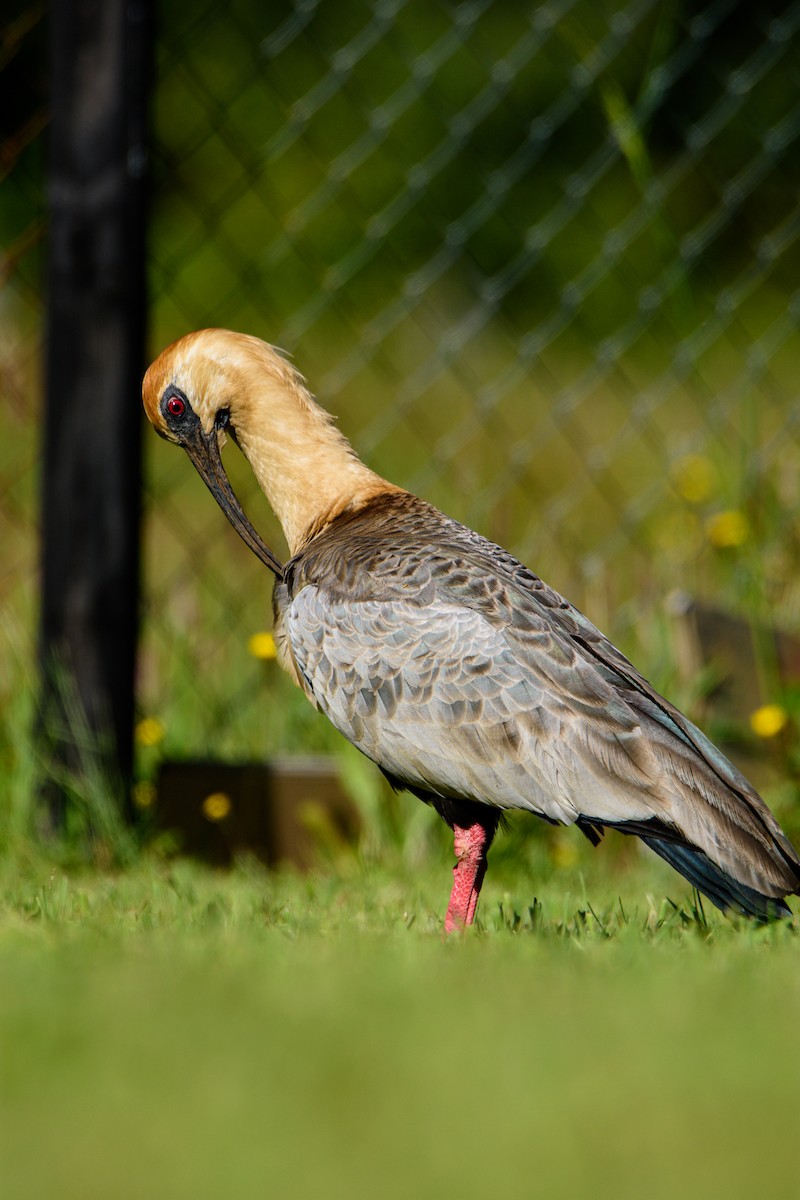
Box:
[444,821,490,934]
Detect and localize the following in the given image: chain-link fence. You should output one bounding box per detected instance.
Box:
[5,0,800,774]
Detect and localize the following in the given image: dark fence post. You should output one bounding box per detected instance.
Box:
[40,0,151,823]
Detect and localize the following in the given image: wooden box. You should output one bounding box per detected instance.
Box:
[154,757,359,868]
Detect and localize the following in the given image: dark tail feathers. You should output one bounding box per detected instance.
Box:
[576,817,794,921]
[640,836,792,921]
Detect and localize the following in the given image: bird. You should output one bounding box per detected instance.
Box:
[143,328,800,931]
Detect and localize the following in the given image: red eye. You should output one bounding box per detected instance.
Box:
[166,395,185,418]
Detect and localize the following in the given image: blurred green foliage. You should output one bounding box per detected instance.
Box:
[3,0,800,853]
[142,0,800,818]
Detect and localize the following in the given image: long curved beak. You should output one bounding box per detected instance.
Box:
[182,424,285,580]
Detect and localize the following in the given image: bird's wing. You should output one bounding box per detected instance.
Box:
[285,582,674,829]
[282,500,799,897]
[447,527,800,892]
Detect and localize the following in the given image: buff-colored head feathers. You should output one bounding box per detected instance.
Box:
[143,329,320,440]
[143,328,401,554]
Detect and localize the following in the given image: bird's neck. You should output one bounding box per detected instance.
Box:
[233,378,402,556]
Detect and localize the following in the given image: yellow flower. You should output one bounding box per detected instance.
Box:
[247,632,278,660]
[672,454,716,504]
[202,792,232,822]
[132,781,157,809]
[749,704,789,739]
[705,509,749,548]
[135,717,165,747]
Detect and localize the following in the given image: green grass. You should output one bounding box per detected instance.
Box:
[3,627,800,1199]
[1,849,799,1200]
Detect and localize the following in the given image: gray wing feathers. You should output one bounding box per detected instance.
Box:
[289,587,671,828]
[469,540,799,896]
[276,494,800,903]
[287,576,798,900]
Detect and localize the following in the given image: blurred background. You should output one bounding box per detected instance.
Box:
[3,0,800,861]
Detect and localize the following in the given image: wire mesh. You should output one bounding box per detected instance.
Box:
[141,0,800,758]
[4,2,800,766]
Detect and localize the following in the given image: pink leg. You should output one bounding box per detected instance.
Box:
[444,821,491,934]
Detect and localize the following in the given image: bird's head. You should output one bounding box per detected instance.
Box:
[144,327,399,562]
[142,328,289,577]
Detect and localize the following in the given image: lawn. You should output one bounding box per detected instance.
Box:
[1,847,798,1200]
